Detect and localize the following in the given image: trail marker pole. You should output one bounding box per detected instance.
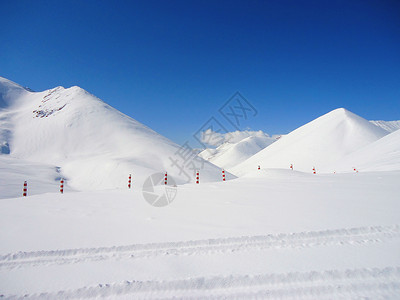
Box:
[290,164,293,170]
[165,172,168,185]
[222,169,226,181]
[23,181,27,197]
[196,171,199,184]
[128,174,131,189]
[60,179,64,194]
[313,167,316,174]
[258,165,260,170]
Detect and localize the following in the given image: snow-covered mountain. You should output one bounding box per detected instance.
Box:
[0,77,230,196]
[2,75,399,199]
[198,131,277,169]
[230,108,389,175]
[370,120,400,133]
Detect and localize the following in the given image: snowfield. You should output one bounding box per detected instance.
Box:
[1,171,400,298]
[0,76,399,299]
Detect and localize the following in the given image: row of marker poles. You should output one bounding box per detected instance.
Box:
[23,164,362,196]
[23,178,65,197]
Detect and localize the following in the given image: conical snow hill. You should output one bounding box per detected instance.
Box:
[230,108,388,175]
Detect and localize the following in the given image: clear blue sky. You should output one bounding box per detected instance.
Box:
[1,0,399,144]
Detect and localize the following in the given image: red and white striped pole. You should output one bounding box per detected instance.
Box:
[128,174,131,189]
[222,169,226,181]
[23,181,27,197]
[196,171,199,184]
[258,165,260,170]
[353,168,358,173]
[164,172,168,185]
[313,167,316,174]
[60,178,64,194]
[290,164,293,170]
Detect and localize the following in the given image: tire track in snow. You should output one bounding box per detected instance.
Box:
[3,267,400,299]
[0,225,399,270]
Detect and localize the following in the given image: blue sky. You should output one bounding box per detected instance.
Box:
[1,0,399,144]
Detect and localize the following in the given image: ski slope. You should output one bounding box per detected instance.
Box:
[230,108,388,175]
[0,77,231,197]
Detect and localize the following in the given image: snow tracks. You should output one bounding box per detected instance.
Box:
[1,225,399,299]
[1,225,399,269]
[5,267,400,299]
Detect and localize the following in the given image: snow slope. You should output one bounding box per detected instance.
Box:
[336,129,400,172]
[199,131,277,169]
[0,77,230,197]
[370,120,400,133]
[231,108,388,175]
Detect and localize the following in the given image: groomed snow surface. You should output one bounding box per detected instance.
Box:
[1,76,400,299]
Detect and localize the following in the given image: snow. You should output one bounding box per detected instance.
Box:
[230,108,388,175]
[0,171,399,298]
[0,156,69,199]
[199,129,279,147]
[199,132,277,169]
[336,129,400,172]
[1,77,399,298]
[370,120,400,133]
[0,77,232,198]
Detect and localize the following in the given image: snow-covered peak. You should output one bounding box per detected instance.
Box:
[200,129,273,147]
[0,77,230,193]
[199,131,277,169]
[231,108,388,175]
